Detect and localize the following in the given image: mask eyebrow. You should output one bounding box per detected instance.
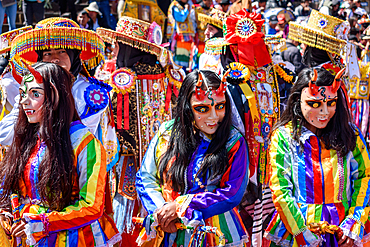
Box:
[29,87,44,91]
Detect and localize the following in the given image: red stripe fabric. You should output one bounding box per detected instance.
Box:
[117,93,122,129]
[124,93,129,130]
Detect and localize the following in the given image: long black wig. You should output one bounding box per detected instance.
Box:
[0,62,80,210]
[274,67,356,157]
[158,70,232,193]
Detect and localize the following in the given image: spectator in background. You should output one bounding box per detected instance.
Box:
[294,0,311,17]
[319,0,340,17]
[213,0,223,10]
[23,0,44,26]
[281,37,306,74]
[277,13,289,38]
[266,15,278,35]
[77,9,91,29]
[349,16,358,28]
[255,0,267,16]
[0,0,17,33]
[286,2,294,13]
[219,0,230,12]
[89,0,112,29]
[228,0,252,15]
[59,0,77,22]
[354,0,367,17]
[348,3,357,19]
[349,28,362,58]
[85,1,110,31]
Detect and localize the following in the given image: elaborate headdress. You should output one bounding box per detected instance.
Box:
[198,8,228,29]
[288,10,348,56]
[10,17,105,70]
[97,17,168,66]
[205,9,271,68]
[0,26,32,55]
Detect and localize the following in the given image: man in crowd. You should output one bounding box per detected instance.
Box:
[266,15,278,35]
[294,0,311,17]
[281,37,306,74]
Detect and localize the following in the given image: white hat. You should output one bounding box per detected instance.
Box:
[85,2,102,16]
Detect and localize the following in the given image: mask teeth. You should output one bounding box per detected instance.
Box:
[10,61,22,85]
[21,59,43,84]
[308,69,319,96]
[332,68,345,93]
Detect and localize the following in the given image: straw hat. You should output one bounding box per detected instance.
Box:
[10,17,105,69]
[288,9,348,55]
[198,8,228,29]
[0,26,32,55]
[97,16,167,65]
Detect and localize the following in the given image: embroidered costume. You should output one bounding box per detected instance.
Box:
[191,3,212,70]
[97,17,183,243]
[289,10,368,144]
[167,0,195,68]
[265,122,370,247]
[136,120,249,246]
[204,9,284,246]
[118,0,166,35]
[4,18,119,170]
[15,121,120,246]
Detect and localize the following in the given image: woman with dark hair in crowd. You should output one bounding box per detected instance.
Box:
[265,68,370,247]
[0,62,120,246]
[136,70,249,246]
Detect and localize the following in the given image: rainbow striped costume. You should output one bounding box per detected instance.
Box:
[265,122,370,247]
[14,121,121,247]
[136,120,249,246]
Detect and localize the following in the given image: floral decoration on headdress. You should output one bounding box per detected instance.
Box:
[224,9,271,67]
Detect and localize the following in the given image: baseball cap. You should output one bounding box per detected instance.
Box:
[270,15,278,24]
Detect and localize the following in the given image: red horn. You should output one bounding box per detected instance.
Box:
[10,61,22,85]
[21,59,43,84]
[332,68,345,93]
[216,70,229,97]
[195,71,206,101]
[308,69,319,96]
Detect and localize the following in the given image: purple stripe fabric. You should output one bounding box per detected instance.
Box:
[304,141,314,204]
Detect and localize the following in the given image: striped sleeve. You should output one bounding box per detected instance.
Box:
[23,132,107,245]
[176,136,249,223]
[269,128,319,246]
[136,133,166,215]
[340,127,370,245]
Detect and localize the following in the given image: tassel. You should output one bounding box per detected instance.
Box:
[124,93,129,130]
[117,93,123,129]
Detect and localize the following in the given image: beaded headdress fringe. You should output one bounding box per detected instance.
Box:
[289,23,346,56]
[198,14,223,29]
[10,28,105,69]
[98,28,163,60]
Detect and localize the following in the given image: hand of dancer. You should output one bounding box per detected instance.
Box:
[160,220,178,233]
[0,214,12,239]
[156,202,178,228]
[337,234,354,247]
[10,218,27,238]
